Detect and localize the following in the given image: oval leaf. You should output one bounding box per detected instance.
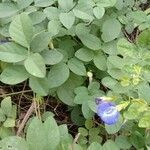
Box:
[24,53,46,78]
[59,12,75,29]
[41,49,63,65]
[75,47,94,62]
[93,6,105,19]
[9,13,33,48]
[26,117,46,150]
[77,33,101,50]
[48,63,70,88]
[0,136,28,150]
[93,51,107,71]
[0,65,29,85]
[30,31,50,52]
[68,58,86,76]
[0,42,27,63]
[102,18,121,42]
[0,3,18,18]
[34,0,56,7]
[29,76,49,96]
[43,117,60,149]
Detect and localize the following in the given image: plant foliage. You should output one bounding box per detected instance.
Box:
[0,0,150,149]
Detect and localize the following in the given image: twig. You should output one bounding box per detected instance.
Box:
[16,102,35,136]
[18,81,27,114]
[71,133,81,150]
[0,90,32,98]
[122,30,133,43]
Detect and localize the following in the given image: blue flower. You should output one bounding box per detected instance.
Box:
[96,98,120,125]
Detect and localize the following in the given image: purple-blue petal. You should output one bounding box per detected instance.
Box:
[96,101,120,125]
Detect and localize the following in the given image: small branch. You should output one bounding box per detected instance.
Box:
[71,133,81,150]
[16,102,35,136]
[0,90,32,98]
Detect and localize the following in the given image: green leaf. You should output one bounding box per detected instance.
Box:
[41,49,63,65]
[77,33,101,51]
[24,53,46,78]
[107,56,124,69]
[42,112,55,121]
[68,58,86,76]
[26,117,46,150]
[88,142,103,150]
[138,83,150,103]
[43,117,60,149]
[103,140,119,150]
[130,11,147,24]
[75,47,94,62]
[44,7,60,20]
[130,131,145,149]
[78,127,88,136]
[34,0,56,7]
[115,135,132,149]
[29,77,49,96]
[0,3,18,18]
[93,51,107,71]
[89,135,102,145]
[1,97,12,117]
[0,136,28,150]
[57,73,83,106]
[30,31,50,52]
[105,116,123,134]
[75,25,100,51]
[0,127,14,139]
[137,29,150,48]
[82,102,94,119]
[71,106,85,126]
[48,20,61,36]
[74,144,83,150]
[74,90,90,104]
[139,111,150,128]
[117,38,135,57]
[75,23,90,35]
[115,0,123,10]
[102,76,117,89]
[0,108,6,122]
[124,102,147,120]
[48,63,70,88]
[58,0,74,12]
[97,0,117,7]
[29,11,46,25]
[17,0,34,9]
[88,100,97,113]
[3,118,15,128]
[9,13,33,48]
[59,12,75,29]
[85,119,94,129]
[0,42,27,63]
[57,125,72,150]
[93,6,105,19]
[73,9,94,21]
[88,82,100,94]
[102,40,118,55]
[101,18,121,42]
[0,65,29,85]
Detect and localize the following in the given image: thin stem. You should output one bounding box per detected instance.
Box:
[71,133,81,150]
[17,102,35,136]
[0,90,32,98]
